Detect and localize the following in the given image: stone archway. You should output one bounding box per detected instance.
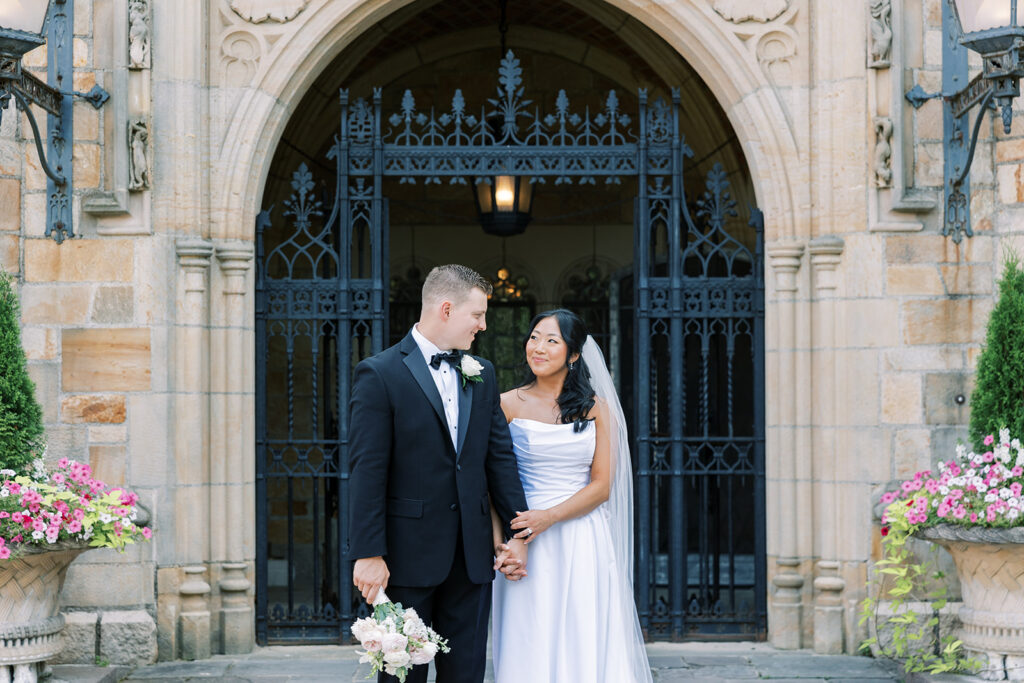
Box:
[202,0,807,650]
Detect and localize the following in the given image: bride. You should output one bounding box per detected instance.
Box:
[490,309,652,683]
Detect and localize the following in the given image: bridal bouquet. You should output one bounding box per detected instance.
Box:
[351,590,450,681]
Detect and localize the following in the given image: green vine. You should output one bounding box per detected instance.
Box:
[859,506,979,674]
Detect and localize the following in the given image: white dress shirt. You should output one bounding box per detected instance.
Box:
[411,324,459,448]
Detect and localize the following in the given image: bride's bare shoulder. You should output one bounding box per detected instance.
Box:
[500,387,528,422]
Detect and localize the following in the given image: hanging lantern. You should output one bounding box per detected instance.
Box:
[473,175,534,236]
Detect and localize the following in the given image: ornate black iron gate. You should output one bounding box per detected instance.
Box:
[255,52,765,644]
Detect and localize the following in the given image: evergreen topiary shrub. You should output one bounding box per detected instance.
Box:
[0,269,44,474]
[969,252,1024,452]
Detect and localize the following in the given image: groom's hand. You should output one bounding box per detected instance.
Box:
[501,538,529,581]
[353,556,390,604]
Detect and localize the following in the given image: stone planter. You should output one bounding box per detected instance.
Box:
[0,544,90,683]
[917,525,1024,681]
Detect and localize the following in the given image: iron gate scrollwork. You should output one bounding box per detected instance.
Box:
[256,51,765,643]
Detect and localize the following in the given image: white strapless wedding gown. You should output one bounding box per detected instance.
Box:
[492,418,652,683]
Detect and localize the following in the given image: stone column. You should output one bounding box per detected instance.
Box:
[174,240,213,660]
[179,566,212,660]
[766,242,805,649]
[809,236,846,653]
[215,243,255,654]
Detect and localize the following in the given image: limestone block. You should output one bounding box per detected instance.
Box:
[883,347,965,373]
[61,394,126,424]
[20,285,92,325]
[99,611,156,666]
[902,298,992,345]
[835,299,899,348]
[87,425,127,443]
[21,328,59,361]
[92,287,135,324]
[72,102,99,143]
[22,194,46,238]
[61,562,153,608]
[71,143,100,190]
[24,240,133,283]
[0,234,18,276]
[88,445,126,487]
[72,38,88,68]
[0,178,19,231]
[41,426,87,467]
[61,328,151,391]
[26,363,59,423]
[893,429,932,479]
[71,71,95,93]
[997,138,1024,163]
[885,265,944,296]
[73,0,91,37]
[914,141,944,187]
[50,612,96,665]
[923,373,973,426]
[998,163,1024,206]
[882,374,922,424]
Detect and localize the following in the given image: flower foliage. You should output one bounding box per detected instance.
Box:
[969,254,1024,452]
[857,432,1024,674]
[0,458,152,559]
[351,595,450,681]
[0,270,44,475]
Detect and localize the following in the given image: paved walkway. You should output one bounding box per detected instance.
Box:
[74,642,908,682]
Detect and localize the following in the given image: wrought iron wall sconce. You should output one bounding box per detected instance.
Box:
[0,0,110,243]
[906,0,1024,243]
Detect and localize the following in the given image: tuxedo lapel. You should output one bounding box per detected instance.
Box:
[400,334,449,435]
[455,373,474,459]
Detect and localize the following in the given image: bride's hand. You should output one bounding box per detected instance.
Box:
[510,509,554,544]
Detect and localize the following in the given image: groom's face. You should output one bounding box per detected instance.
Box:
[445,287,488,351]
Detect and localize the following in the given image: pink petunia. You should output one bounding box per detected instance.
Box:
[0,546,10,559]
[141,527,152,540]
[970,513,979,522]
[985,435,995,446]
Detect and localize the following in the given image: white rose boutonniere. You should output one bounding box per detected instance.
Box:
[458,355,484,388]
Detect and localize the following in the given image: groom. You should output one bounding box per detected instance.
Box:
[347,264,529,683]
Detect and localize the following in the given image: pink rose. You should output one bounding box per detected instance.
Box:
[409,641,438,665]
[381,632,408,654]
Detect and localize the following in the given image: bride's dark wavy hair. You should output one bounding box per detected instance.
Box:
[518,309,595,432]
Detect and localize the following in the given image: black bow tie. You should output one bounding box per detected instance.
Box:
[429,350,462,370]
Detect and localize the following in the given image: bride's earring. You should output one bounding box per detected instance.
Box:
[568,361,575,370]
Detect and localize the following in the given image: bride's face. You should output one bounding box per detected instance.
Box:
[525,317,572,378]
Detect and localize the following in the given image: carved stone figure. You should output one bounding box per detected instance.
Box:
[869,0,893,68]
[128,119,150,191]
[128,0,150,69]
[713,0,789,23]
[873,117,893,187]
[230,0,309,23]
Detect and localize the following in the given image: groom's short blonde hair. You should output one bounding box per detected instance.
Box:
[421,264,492,307]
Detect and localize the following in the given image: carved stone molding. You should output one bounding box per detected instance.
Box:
[230,0,309,23]
[868,0,892,68]
[813,561,846,655]
[216,243,254,296]
[766,242,805,293]
[128,118,150,191]
[873,116,893,188]
[771,558,805,650]
[221,30,263,88]
[713,0,789,23]
[176,240,215,296]
[808,236,844,294]
[128,0,151,70]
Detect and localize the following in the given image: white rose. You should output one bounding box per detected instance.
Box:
[361,626,385,652]
[384,650,411,669]
[381,632,408,654]
[403,617,428,640]
[351,617,377,641]
[460,355,483,378]
[409,641,438,665]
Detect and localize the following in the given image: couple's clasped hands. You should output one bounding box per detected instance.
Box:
[493,508,554,581]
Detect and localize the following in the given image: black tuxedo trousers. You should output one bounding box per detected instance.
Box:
[347,333,528,683]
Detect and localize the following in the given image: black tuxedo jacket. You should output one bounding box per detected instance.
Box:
[346,332,528,586]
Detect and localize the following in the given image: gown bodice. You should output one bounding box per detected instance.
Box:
[508,418,595,510]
